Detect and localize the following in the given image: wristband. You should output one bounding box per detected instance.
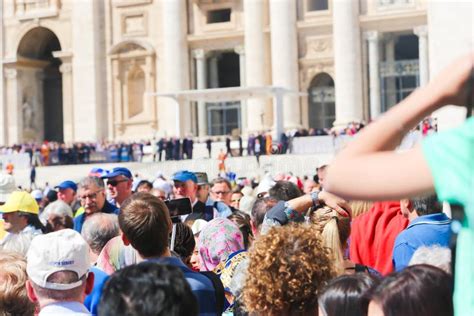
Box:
[310,191,320,208]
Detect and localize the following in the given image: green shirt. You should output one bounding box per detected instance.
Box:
[423,117,474,316]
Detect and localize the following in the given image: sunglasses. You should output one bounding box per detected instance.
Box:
[107,179,129,187]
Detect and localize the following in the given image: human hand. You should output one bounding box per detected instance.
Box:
[427,53,474,107]
[318,190,352,218]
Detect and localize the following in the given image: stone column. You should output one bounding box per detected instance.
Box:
[59,62,74,143]
[366,31,381,119]
[193,49,207,137]
[269,0,300,129]
[0,0,5,144]
[414,25,429,86]
[384,35,397,108]
[244,0,269,132]
[4,68,20,144]
[234,45,247,133]
[162,0,190,137]
[332,0,364,126]
[72,0,107,141]
[208,55,219,88]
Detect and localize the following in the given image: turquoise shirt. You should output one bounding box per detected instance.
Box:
[422,117,474,316]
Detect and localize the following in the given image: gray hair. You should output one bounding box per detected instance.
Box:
[78,176,105,190]
[81,213,119,255]
[39,200,74,226]
[409,245,452,274]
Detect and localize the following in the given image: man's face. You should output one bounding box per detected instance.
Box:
[231,192,243,210]
[211,182,232,206]
[173,180,197,201]
[58,188,76,205]
[2,212,28,233]
[196,184,210,203]
[79,185,106,215]
[106,176,132,203]
[317,168,327,189]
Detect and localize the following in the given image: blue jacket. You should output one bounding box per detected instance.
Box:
[392,213,451,271]
[74,201,119,233]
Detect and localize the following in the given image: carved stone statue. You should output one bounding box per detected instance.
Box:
[22,100,35,131]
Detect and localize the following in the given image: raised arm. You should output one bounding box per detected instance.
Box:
[325,53,474,200]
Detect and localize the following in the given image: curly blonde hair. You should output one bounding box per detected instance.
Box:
[310,206,351,275]
[0,251,36,316]
[242,224,334,315]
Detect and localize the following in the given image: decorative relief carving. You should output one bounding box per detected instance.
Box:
[300,63,334,89]
[304,36,332,59]
[116,43,145,55]
[123,14,147,36]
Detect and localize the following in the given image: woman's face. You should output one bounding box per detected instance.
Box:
[190,237,201,271]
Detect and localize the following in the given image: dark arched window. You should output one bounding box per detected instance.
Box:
[308,72,335,129]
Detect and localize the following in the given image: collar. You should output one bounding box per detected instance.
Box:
[407,213,451,229]
[145,256,188,269]
[40,301,90,315]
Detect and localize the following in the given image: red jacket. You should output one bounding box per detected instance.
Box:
[350,201,409,275]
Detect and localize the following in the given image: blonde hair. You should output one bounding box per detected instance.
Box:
[349,200,373,218]
[0,251,36,316]
[310,206,351,275]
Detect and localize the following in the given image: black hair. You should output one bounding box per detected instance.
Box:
[172,223,195,264]
[251,196,278,228]
[268,181,303,201]
[318,274,379,316]
[99,262,198,316]
[412,194,442,216]
[136,180,153,191]
[20,212,47,233]
[368,264,453,316]
[227,210,253,249]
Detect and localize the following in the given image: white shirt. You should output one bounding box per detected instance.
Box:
[39,301,91,315]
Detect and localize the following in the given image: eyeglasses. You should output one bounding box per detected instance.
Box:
[211,191,230,196]
[107,179,129,187]
[257,192,268,199]
[79,189,103,201]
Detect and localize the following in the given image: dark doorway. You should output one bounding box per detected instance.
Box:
[17,27,63,142]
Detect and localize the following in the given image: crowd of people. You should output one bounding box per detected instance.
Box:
[0,54,472,316]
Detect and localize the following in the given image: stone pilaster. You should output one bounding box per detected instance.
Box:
[193,48,207,137]
[414,25,429,86]
[269,0,300,129]
[332,0,364,126]
[366,31,381,119]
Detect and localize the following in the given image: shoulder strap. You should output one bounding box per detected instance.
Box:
[200,271,225,316]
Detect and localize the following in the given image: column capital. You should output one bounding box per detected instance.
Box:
[364,30,380,42]
[192,48,206,60]
[413,25,428,38]
[234,45,245,56]
[4,68,19,79]
[59,63,73,74]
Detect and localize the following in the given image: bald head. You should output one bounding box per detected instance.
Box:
[81,213,119,256]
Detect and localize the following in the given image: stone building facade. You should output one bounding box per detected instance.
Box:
[0,0,472,145]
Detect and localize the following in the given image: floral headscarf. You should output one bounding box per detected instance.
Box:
[198,217,244,271]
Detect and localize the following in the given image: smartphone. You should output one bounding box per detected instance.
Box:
[165,198,193,217]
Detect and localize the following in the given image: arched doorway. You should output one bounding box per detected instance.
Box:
[17,27,63,142]
[308,73,335,129]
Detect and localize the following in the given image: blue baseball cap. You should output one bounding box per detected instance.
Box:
[172,170,197,183]
[55,180,78,192]
[101,167,132,179]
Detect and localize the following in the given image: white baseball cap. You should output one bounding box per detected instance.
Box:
[26,229,91,290]
[0,173,16,203]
